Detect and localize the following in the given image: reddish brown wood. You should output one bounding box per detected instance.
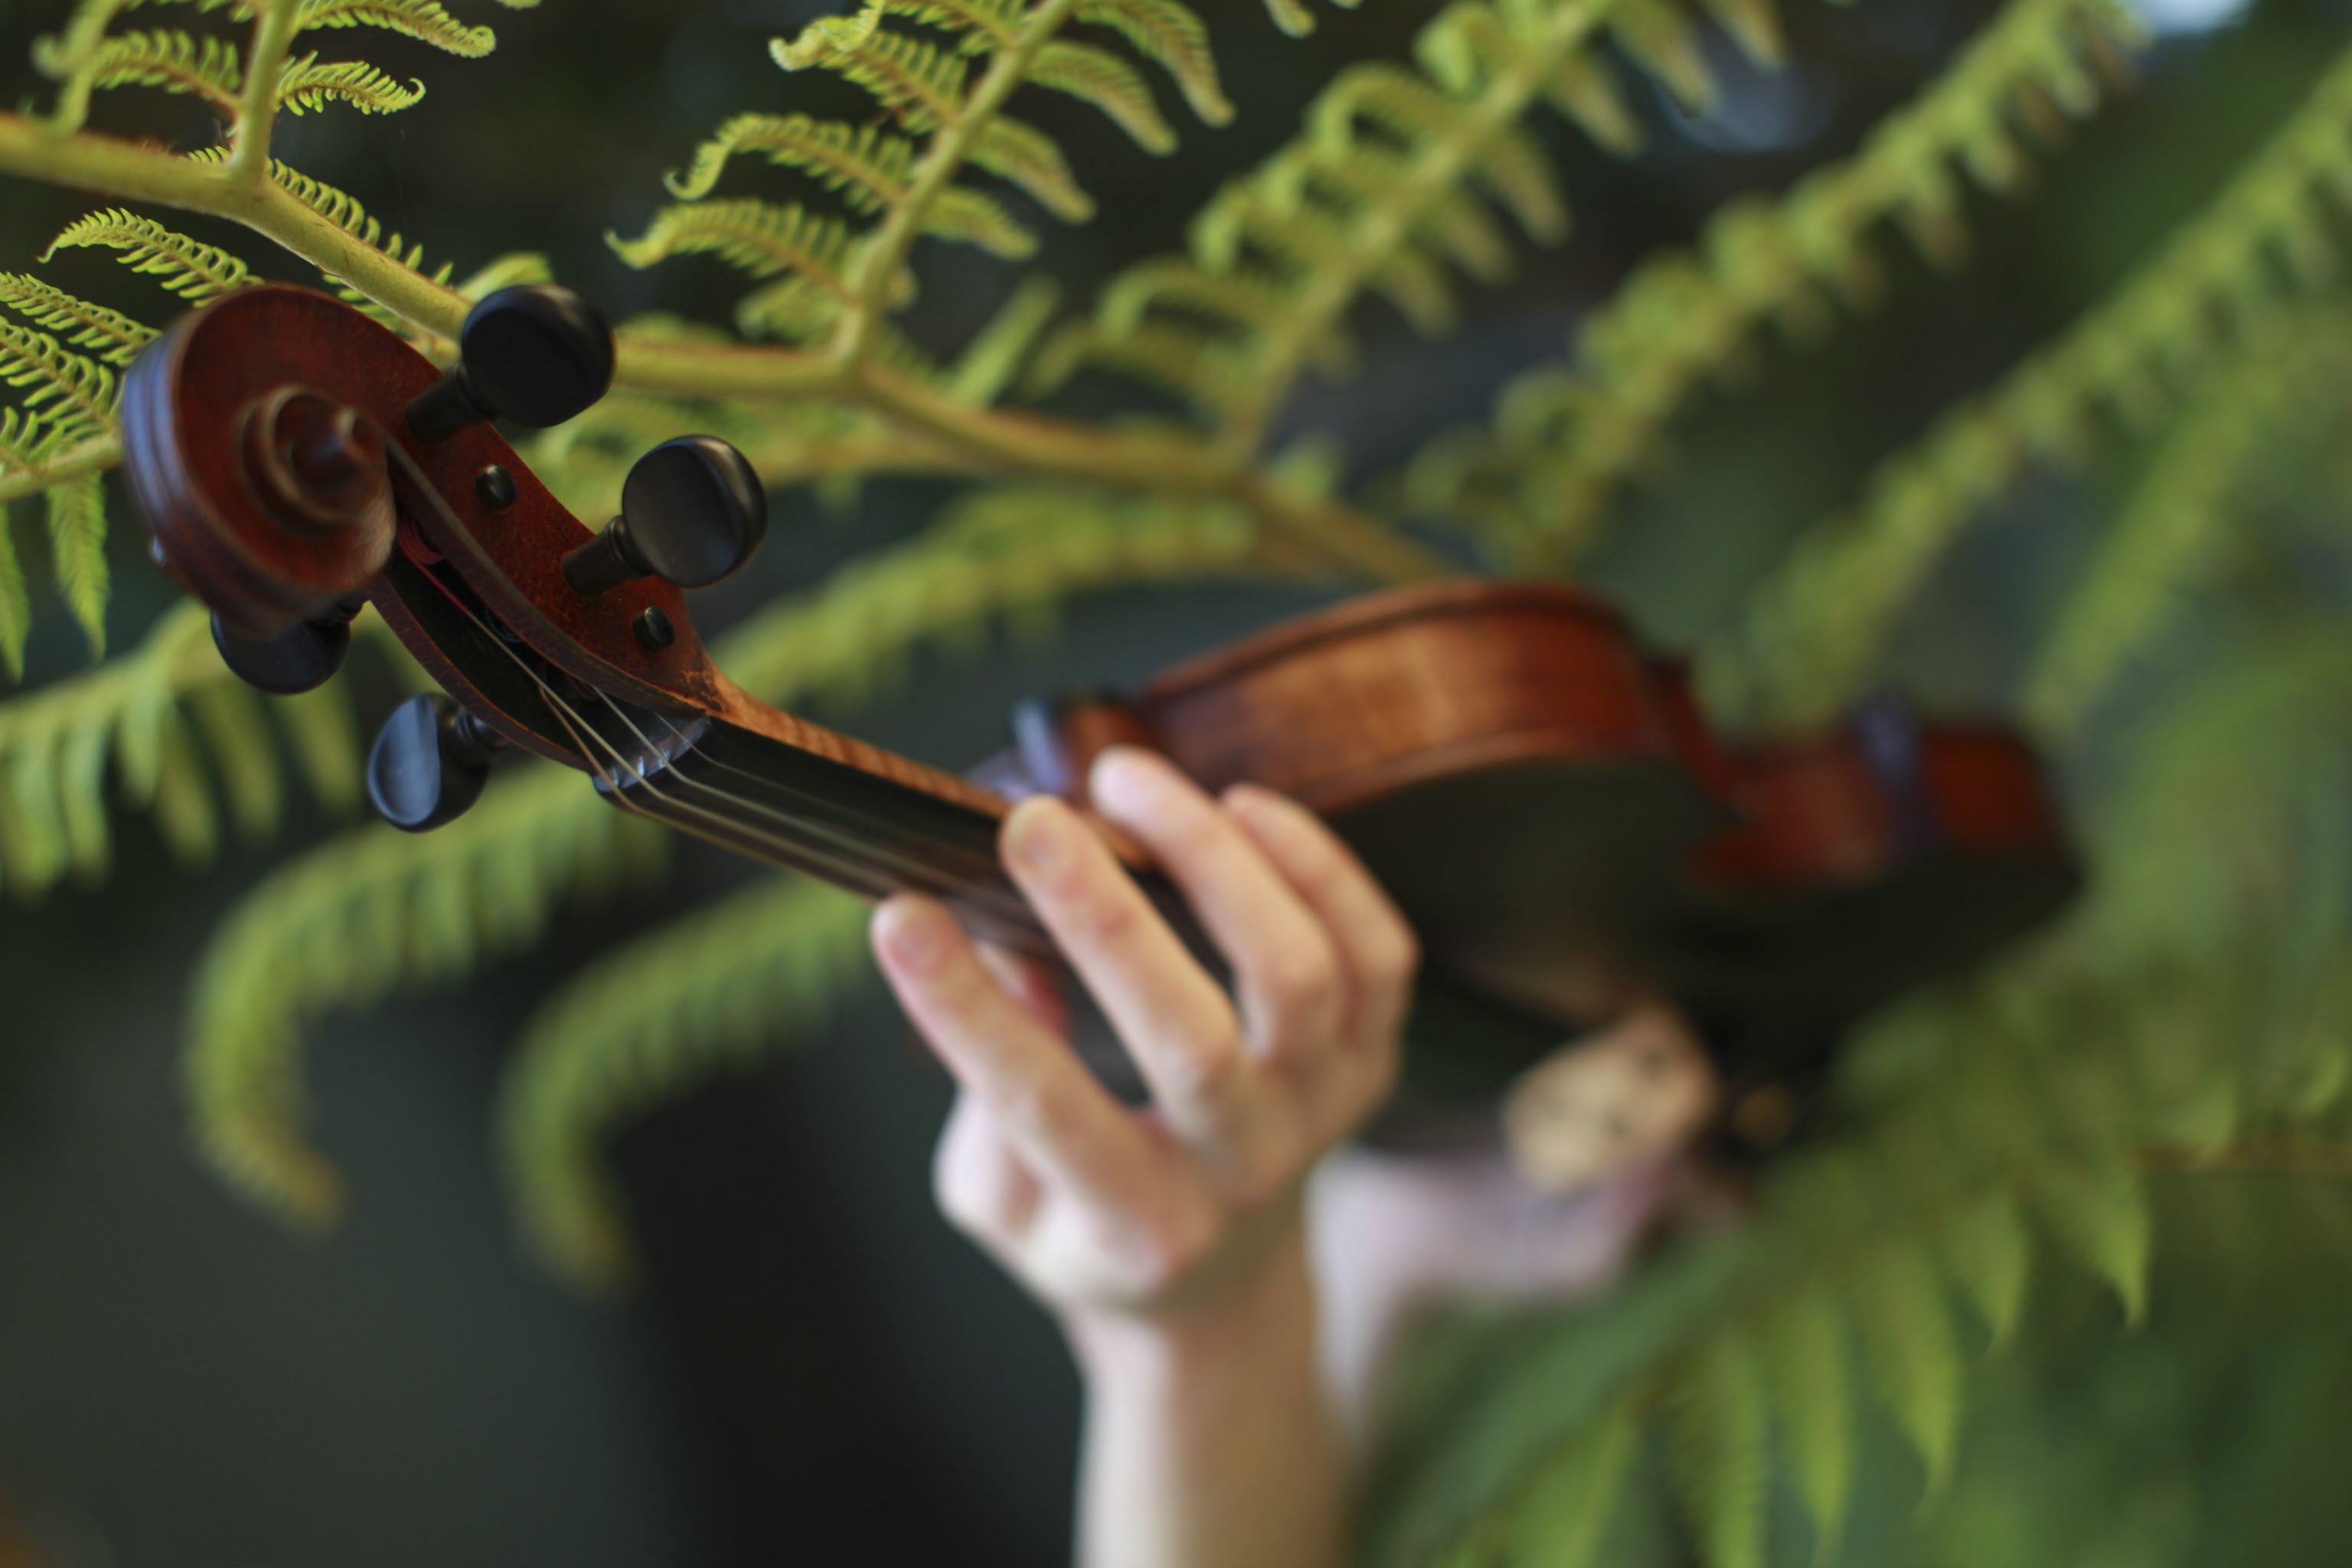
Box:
[121,284,2081,1087]
[1134,583,1693,813]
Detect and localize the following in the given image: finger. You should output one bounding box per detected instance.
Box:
[998,794,1256,1152]
[933,1089,1041,1246]
[872,894,1166,1221]
[978,943,1070,1037]
[1090,749,1344,1071]
[1221,782,1419,1050]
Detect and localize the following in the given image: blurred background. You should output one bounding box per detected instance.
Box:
[1,0,2348,1562]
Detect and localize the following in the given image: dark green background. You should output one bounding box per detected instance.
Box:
[0,0,2339,1561]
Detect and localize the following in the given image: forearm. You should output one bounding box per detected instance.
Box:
[1069,1227,1347,1568]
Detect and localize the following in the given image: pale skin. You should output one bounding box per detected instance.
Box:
[871,746,1417,1568]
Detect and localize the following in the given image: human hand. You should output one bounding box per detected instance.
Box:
[869,745,1419,1334]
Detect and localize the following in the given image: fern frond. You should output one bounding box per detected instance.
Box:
[2024,306,2352,733]
[1761,1286,1855,1561]
[84,28,246,113]
[609,198,871,302]
[1669,1329,1770,1568]
[186,482,1269,1229]
[498,877,871,1284]
[1025,39,1177,152]
[945,276,1062,405]
[0,276,158,368]
[44,210,255,304]
[0,600,362,898]
[1500,1395,1638,1568]
[0,320,119,437]
[44,472,109,659]
[969,115,1097,220]
[188,767,668,1225]
[1940,1190,2034,1350]
[2030,1157,2152,1323]
[293,0,497,56]
[1076,0,1230,125]
[1404,0,2143,560]
[1702,37,2352,727]
[775,18,971,132]
[1060,0,1679,438]
[0,511,28,683]
[666,113,915,208]
[274,54,426,115]
[1854,1235,1966,1496]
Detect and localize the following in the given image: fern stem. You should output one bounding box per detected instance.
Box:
[1229,472,1455,580]
[230,0,307,183]
[0,118,1435,581]
[1701,37,2352,727]
[1446,0,2139,564]
[1227,0,1616,449]
[2143,1138,2352,1184]
[0,433,120,506]
[834,0,1090,364]
[0,115,470,337]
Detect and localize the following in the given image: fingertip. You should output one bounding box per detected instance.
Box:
[1001,794,1083,881]
[873,893,956,976]
[1088,744,1180,822]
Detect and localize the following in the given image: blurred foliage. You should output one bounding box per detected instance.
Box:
[2,0,2351,1562]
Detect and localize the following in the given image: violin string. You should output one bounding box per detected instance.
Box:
[429,586,895,890]
[599,694,1044,942]
[626,704,1031,912]
[428,584,1041,935]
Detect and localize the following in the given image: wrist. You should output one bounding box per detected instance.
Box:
[1067,1207,1319,1382]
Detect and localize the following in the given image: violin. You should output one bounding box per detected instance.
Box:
[121,283,2079,1138]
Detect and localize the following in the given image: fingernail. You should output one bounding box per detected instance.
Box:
[1089,746,1163,818]
[877,897,949,972]
[1004,798,1075,877]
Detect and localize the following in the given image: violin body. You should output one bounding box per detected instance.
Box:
[122,283,2080,1130]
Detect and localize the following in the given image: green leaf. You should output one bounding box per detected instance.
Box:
[1027,40,1178,153]
[499,876,871,1285]
[969,117,1096,222]
[0,274,158,366]
[0,508,28,681]
[44,473,109,659]
[668,112,925,213]
[925,188,1040,260]
[1854,1239,1965,1498]
[1076,0,1232,125]
[189,680,283,841]
[47,210,255,304]
[273,680,365,815]
[1503,1395,1639,1568]
[946,277,1061,406]
[84,28,244,112]
[608,198,863,299]
[1939,1189,2034,1350]
[0,321,118,439]
[1762,1286,1855,1562]
[149,704,220,867]
[276,54,427,115]
[1669,1330,1770,1568]
[296,0,498,56]
[2032,1157,2152,1324]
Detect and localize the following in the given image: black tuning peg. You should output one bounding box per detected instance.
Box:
[405,285,616,444]
[367,693,508,832]
[211,595,368,695]
[560,435,767,599]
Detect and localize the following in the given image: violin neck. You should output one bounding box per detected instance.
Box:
[599,707,1054,956]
